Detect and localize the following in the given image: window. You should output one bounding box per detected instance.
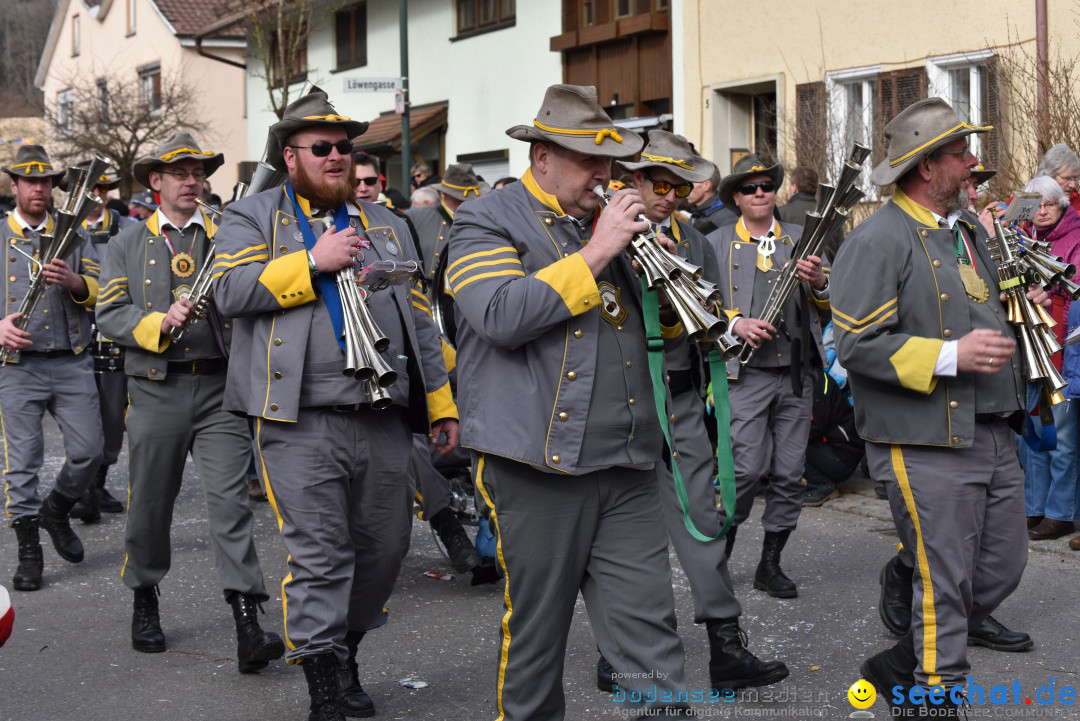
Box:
[928,51,995,162]
[126,0,136,35]
[581,0,595,26]
[269,31,308,87]
[71,15,80,56]
[826,66,880,196]
[335,3,367,70]
[456,0,514,36]
[614,0,650,17]
[138,63,162,113]
[57,89,74,135]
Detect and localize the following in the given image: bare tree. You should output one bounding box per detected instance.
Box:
[44,74,207,199]
[241,0,325,121]
[0,0,56,116]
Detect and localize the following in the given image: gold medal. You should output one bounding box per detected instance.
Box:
[958,263,989,303]
[171,252,195,278]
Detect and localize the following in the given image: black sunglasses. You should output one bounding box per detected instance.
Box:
[356,177,379,187]
[644,171,693,199]
[737,181,777,195]
[288,140,354,157]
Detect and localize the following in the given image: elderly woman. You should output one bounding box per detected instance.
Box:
[1035,142,1080,216]
[1018,174,1080,541]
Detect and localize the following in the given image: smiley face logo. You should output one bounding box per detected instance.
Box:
[848,679,876,709]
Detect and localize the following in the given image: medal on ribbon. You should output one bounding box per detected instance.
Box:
[958,263,989,303]
[171,251,195,278]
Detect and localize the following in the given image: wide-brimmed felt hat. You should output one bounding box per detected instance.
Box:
[506,84,643,159]
[59,160,121,192]
[133,132,224,187]
[129,189,157,210]
[970,164,997,186]
[267,87,368,170]
[717,153,785,210]
[618,130,714,184]
[2,145,65,180]
[870,97,992,186]
[430,163,489,202]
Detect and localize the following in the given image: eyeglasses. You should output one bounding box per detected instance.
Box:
[1039,201,1060,210]
[644,171,693,198]
[287,140,354,157]
[159,169,206,182]
[936,143,971,159]
[356,176,379,187]
[737,181,777,196]
[1056,173,1079,183]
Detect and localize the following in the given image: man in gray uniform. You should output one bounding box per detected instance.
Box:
[687,162,738,234]
[70,163,133,521]
[0,144,103,592]
[706,154,829,598]
[96,133,284,672]
[448,84,687,720]
[213,90,458,721]
[832,98,1043,714]
[600,130,788,690]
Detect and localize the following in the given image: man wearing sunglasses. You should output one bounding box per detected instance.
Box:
[214,89,458,721]
[615,130,789,691]
[706,153,829,600]
[96,132,284,673]
[353,152,383,204]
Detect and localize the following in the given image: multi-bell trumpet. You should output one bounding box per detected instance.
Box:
[336,265,397,410]
[3,155,112,365]
[733,142,871,366]
[592,186,727,344]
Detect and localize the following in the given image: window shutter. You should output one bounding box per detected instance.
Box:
[875,67,928,164]
[981,55,1000,169]
[795,81,827,173]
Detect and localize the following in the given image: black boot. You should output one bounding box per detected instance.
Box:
[40,490,84,563]
[879,553,914,635]
[11,517,44,591]
[131,586,166,653]
[753,530,796,598]
[860,632,919,717]
[596,653,614,692]
[69,474,102,524]
[429,507,482,574]
[95,465,124,514]
[967,615,1033,652]
[226,591,286,673]
[302,652,346,721]
[724,526,738,559]
[706,619,789,690]
[335,631,375,718]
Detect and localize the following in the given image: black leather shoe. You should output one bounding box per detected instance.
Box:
[879,554,914,635]
[69,486,102,524]
[40,491,84,563]
[707,619,789,690]
[227,591,286,672]
[860,632,919,717]
[303,652,346,721]
[429,507,482,574]
[597,654,614,692]
[724,526,738,559]
[753,530,797,598]
[132,586,166,653]
[11,516,43,591]
[336,631,375,718]
[802,482,839,507]
[967,615,1033,652]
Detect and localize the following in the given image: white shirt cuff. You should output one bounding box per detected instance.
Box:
[935,340,958,377]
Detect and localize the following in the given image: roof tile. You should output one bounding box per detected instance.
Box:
[152,0,244,39]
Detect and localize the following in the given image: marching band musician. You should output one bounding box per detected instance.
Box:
[95,133,284,671]
[70,162,134,521]
[0,144,103,592]
[212,90,458,721]
[706,154,829,599]
[447,83,687,721]
[832,98,1046,715]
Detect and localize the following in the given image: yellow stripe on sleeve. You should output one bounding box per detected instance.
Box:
[257,252,315,309]
[889,336,942,394]
[452,269,526,294]
[533,254,600,316]
[446,247,521,278]
[426,380,458,422]
[132,312,170,353]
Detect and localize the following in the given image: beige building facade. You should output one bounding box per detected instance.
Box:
[35,0,247,193]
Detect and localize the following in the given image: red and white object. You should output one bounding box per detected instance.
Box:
[0,584,13,647]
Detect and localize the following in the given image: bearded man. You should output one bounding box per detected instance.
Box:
[213,89,458,721]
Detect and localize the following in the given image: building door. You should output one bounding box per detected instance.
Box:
[709,79,780,175]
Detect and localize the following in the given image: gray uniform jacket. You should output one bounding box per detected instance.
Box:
[210,188,456,430]
[406,204,453,287]
[2,212,100,362]
[448,171,681,475]
[706,218,829,379]
[79,208,136,265]
[831,189,1024,448]
[95,210,226,379]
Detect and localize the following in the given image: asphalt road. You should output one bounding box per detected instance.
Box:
[2,418,1078,721]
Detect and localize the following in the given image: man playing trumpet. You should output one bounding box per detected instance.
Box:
[95,133,283,671]
[213,89,458,721]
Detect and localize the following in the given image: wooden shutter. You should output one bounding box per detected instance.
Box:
[875,67,928,164]
[980,55,1000,169]
[795,81,827,172]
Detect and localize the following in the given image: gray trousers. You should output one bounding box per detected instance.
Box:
[662,389,740,623]
[865,418,1027,688]
[411,434,452,519]
[122,372,267,600]
[476,454,686,721]
[94,370,127,467]
[729,366,812,532]
[1,353,103,519]
[255,407,414,663]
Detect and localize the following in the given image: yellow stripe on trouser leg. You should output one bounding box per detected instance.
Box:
[256,418,298,659]
[891,445,941,686]
[474,454,511,721]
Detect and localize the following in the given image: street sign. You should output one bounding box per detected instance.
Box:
[395,92,406,115]
[343,77,404,93]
